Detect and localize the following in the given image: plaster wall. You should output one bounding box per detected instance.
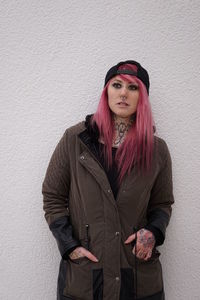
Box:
[1,1,200,299]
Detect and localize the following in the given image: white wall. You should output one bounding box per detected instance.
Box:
[1,1,200,299]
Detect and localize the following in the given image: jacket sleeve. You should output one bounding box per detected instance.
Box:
[143,224,163,246]
[146,140,174,246]
[42,129,81,259]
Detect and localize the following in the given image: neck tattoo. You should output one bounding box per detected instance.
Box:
[112,115,134,147]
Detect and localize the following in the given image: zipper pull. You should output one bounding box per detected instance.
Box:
[133,226,137,233]
[85,224,90,250]
[133,226,138,300]
[131,226,137,247]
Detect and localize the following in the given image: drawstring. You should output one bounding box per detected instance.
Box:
[133,226,138,300]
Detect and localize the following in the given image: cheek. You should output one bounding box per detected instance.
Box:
[107,88,114,99]
[108,98,114,110]
[107,91,116,107]
[131,94,139,107]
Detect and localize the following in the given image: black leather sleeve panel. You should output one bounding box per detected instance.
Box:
[144,223,164,246]
[49,215,81,260]
[146,208,170,245]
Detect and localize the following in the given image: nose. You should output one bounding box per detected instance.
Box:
[120,86,128,98]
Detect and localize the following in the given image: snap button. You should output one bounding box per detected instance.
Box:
[115,231,120,236]
[115,276,120,281]
[107,189,111,193]
[80,155,85,160]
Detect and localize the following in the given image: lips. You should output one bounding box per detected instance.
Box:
[117,102,129,106]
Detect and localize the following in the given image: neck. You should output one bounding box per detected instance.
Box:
[112,114,135,147]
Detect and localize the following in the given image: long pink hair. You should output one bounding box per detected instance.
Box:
[90,63,156,185]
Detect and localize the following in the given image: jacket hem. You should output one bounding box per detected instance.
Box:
[138,289,164,300]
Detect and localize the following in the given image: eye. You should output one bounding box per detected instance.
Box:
[112,82,121,89]
[129,84,139,91]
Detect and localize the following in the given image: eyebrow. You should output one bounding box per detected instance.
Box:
[112,79,138,85]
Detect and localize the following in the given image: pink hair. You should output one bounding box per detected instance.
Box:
[90,64,156,185]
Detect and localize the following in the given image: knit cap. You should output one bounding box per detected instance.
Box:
[104,60,150,94]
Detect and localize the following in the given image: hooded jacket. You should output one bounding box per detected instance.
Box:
[42,114,174,300]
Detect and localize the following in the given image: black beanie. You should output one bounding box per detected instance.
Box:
[104,60,150,95]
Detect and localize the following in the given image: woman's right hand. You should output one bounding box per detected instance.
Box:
[69,246,99,262]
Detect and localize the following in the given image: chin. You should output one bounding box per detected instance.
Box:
[112,110,133,119]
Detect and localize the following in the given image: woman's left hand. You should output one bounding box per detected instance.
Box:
[124,228,156,261]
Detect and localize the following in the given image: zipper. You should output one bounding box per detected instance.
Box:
[78,136,117,201]
[78,129,130,203]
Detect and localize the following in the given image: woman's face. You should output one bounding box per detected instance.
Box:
[107,75,139,119]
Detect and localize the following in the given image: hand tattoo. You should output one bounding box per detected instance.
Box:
[137,229,155,248]
[69,247,84,260]
[133,228,155,260]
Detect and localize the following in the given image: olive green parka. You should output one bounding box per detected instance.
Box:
[42,116,174,300]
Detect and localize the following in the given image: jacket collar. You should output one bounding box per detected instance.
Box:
[78,114,100,163]
[78,112,156,156]
[83,113,100,142]
[81,112,155,138]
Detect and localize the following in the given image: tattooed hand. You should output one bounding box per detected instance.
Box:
[69,246,98,262]
[124,228,156,261]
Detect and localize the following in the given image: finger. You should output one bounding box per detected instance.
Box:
[124,233,136,244]
[143,255,150,261]
[132,243,147,256]
[145,250,152,261]
[84,250,98,262]
[136,250,147,260]
[132,244,142,255]
[142,252,149,261]
[141,248,152,261]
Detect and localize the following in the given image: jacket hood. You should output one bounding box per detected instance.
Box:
[84,114,100,142]
[84,113,156,137]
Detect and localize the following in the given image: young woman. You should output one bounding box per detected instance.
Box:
[42,60,174,300]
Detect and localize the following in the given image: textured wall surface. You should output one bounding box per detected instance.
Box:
[1,1,200,299]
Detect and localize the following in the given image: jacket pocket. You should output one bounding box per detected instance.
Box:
[63,257,92,299]
[68,255,89,264]
[63,222,104,300]
[131,252,163,298]
[126,224,161,265]
[123,226,163,298]
[63,223,92,298]
[149,248,161,262]
[130,247,161,265]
